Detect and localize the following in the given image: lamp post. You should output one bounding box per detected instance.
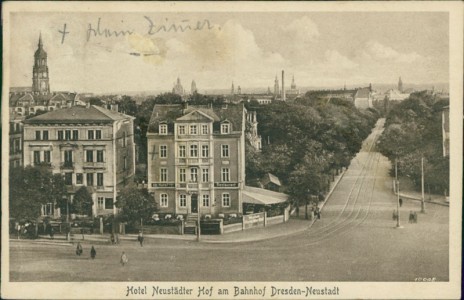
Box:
[197,198,201,242]
[420,156,426,213]
[395,159,402,228]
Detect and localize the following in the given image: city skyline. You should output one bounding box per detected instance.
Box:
[9,12,449,94]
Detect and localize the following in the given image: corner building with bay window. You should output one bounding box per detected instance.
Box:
[147,104,246,217]
[22,105,136,217]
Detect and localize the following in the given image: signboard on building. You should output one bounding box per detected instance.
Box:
[214,182,238,188]
[151,183,175,188]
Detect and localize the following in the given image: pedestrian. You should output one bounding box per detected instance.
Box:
[120,251,128,266]
[138,231,144,247]
[408,211,413,223]
[413,212,418,223]
[316,207,321,219]
[110,233,115,245]
[76,242,83,256]
[50,227,54,240]
[90,246,96,259]
[16,223,21,240]
[392,209,397,221]
[399,198,403,207]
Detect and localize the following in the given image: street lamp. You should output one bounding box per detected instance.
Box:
[395,159,403,229]
[420,156,426,213]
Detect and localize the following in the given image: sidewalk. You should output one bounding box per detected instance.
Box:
[395,189,449,207]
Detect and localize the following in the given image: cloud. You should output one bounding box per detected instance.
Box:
[283,16,319,44]
[362,40,424,63]
[324,50,358,69]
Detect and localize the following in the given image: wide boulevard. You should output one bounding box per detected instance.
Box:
[10,119,449,282]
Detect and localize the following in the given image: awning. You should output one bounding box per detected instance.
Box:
[242,186,288,205]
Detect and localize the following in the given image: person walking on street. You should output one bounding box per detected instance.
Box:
[76,242,83,256]
[120,251,128,266]
[90,246,96,259]
[138,231,144,247]
[413,212,418,223]
[50,227,54,240]
[110,233,115,245]
[408,211,413,223]
[399,198,403,207]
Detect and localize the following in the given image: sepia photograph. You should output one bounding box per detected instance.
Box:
[1,1,462,299]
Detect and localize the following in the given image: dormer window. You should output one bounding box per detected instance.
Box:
[159,124,167,135]
[221,123,230,134]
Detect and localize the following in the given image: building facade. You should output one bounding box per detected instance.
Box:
[22,105,136,217]
[9,115,25,168]
[147,104,246,217]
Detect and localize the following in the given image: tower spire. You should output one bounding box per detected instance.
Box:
[38,32,43,48]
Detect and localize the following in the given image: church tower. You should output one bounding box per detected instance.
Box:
[291,75,296,90]
[191,80,197,94]
[32,34,50,93]
[398,76,403,93]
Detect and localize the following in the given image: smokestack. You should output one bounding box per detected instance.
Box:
[281,70,286,101]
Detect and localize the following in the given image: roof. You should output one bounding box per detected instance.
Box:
[24,105,132,124]
[148,103,244,133]
[9,91,77,107]
[242,186,288,205]
[355,88,370,99]
[261,173,281,186]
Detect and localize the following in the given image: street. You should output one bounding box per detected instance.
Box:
[9,119,449,282]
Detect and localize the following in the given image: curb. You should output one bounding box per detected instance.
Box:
[396,192,449,207]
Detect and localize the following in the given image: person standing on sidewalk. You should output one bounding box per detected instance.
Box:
[90,246,96,259]
[50,227,55,240]
[76,242,83,256]
[137,231,144,247]
[399,198,403,207]
[120,251,128,266]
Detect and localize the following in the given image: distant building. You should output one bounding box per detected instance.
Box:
[398,76,403,93]
[353,87,373,109]
[231,82,235,95]
[33,34,50,94]
[246,110,262,151]
[386,89,410,101]
[256,97,273,105]
[285,75,300,100]
[442,105,450,157]
[191,80,197,94]
[172,77,184,96]
[147,103,246,217]
[274,75,280,97]
[237,86,242,95]
[22,105,136,218]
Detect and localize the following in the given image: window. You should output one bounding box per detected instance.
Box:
[35,131,41,140]
[190,144,198,157]
[97,173,104,187]
[123,156,127,171]
[202,168,209,182]
[97,150,104,162]
[65,173,73,185]
[86,173,94,186]
[179,195,186,207]
[160,168,168,182]
[58,130,64,141]
[190,168,198,182]
[65,130,71,140]
[221,168,230,182]
[64,150,73,164]
[179,168,186,182]
[33,151,40,164]
[190,125,197,135]
[72,130,79,140]
[160,145,167,158]
[105,198,114,209]
[178,125,186,135]
[88,130,95,140]
[179,145,186,158]
[221,145,229,158]
[160,194,168,207]
[159,124,167,135]
[221,123,230,134]
[76,173,83,184]
[222,193,230,207]
[86,150,94,162]
[44,151,51,163]
[97,197,104,209]
[201,124,208,135]
[202,145,209,157]
[202,195,210,207]
[43,130,49,140]
[96,130,102,139]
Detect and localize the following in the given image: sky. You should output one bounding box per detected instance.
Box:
[9,12,449,94]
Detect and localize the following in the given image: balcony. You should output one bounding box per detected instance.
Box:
[60,162,74,170]
[176,157,212,166]
[83,161,106,169]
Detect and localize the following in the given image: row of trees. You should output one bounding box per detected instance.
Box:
[245,95,379,206]
[377,91,449,194]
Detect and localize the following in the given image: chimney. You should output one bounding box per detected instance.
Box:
[282,70,286,101]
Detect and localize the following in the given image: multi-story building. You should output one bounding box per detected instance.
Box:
[147,103,246,217]
[22,105,136,217]
[9,114,25,168]
[442,105,450,157]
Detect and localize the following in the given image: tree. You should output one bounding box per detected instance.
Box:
[9,165,67,221]
[119,95,138,116]
[115,187,156,225]
[73,187,93,216]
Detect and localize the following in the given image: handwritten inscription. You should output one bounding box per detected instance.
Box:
[60,16,216,44]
